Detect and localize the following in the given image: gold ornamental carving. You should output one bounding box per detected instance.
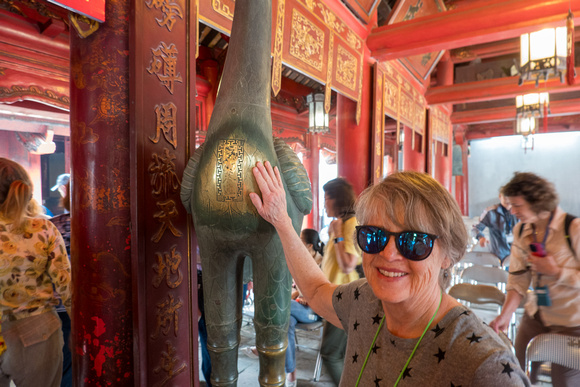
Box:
[325,33,334,114]
[383,78,398,115]
[316,5,345,34]
[356,51,364,125]
[272,0,286,96]
[216,139,245,202]
[212,0,234,20]
[335,45,356,91]
[346,30,362,50]
[290,9,324,71]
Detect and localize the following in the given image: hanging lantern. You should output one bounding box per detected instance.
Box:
[515,93,549,136]
[519,26,567,86]
[307,93,329,134]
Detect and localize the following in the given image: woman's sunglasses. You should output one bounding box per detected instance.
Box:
[355,225,439,261]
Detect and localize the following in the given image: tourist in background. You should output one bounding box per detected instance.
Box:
[0,158,71,387]
[471,187,518,264]
[490,172,580,387]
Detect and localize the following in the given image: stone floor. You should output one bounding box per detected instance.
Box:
[199,298,336,387]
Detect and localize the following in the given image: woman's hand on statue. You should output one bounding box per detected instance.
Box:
[489,312,511,333]
[250,161,292,229]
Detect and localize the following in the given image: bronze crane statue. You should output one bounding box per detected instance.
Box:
[181,0,312,385]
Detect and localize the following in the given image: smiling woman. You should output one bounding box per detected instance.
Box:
[250,162,531,387]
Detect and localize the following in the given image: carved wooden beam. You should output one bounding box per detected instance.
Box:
[465,114,580,139]
[0,103,69,135]
[451,28,580,64]
[426,67,580,105]
[452,98,580,125]
[368,0,579,62]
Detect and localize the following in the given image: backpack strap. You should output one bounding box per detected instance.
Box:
[518,222,526,238]
[564,213,576,255]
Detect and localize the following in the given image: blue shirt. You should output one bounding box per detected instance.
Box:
[472,204,518,261]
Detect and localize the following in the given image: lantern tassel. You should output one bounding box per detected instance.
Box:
[567,10,575,85]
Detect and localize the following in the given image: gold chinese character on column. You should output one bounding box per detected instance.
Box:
[145,0,184,32]
[149,148,180,197]
[151,199,183,243]
[152,246,183,289]
[147,43,183,94]
[151,293,183,339]
[153,341,187,386]
[150,103,178,149]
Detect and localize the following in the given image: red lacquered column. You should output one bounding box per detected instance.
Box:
[303,132,320,229]
[69,1,134,385]
[336,50,372,196]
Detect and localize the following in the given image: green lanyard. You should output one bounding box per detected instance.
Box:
[355,290,443,387]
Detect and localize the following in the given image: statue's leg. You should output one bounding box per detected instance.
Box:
[252,238,292,387]
[201,248,244,387]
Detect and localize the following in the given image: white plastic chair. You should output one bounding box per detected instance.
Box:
[448,283,505,308]
[525,333,580,383]
[461,265,509,292]
[462,251,502,267]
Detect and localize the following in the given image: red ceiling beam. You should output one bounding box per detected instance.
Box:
[450,28,580,63]
[368,0,580,62]
[426,67,580,105]
[452,98,580,125]
[465,115,580,140]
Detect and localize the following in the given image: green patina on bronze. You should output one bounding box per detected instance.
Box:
[180,0,312,385]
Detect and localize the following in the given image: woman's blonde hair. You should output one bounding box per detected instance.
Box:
[0,158,41,231]
[355,171,467,289]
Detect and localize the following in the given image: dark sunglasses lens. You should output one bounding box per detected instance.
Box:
[357,226,387,254]
[397,232,434,261]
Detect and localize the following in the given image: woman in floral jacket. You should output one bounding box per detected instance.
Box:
[0,158,71,387]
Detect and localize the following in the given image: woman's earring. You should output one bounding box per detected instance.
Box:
[443,269,449,279]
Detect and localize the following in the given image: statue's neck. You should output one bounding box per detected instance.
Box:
[213,0,272,110]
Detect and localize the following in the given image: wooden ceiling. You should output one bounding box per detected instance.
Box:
[1,0,580,141]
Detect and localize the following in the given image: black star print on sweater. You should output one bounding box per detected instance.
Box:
[374,376,382,386]
[352,352,359,363]
[434,347,446,363]
[402,367,412,379]
[354,287,361,300]
[450,383,462,387]
[372,314,382,324]
[390,338,396,347]
[431,324,445,338]
[467,332,482,344]
[372,343,381,354]
[353,320,360,331]
[336,291,343,301]
[502,362,514,377]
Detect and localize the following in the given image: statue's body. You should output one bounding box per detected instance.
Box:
[180,0,312,385]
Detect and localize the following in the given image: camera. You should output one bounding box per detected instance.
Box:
[529,243,546,257]
[535,285,552,306]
